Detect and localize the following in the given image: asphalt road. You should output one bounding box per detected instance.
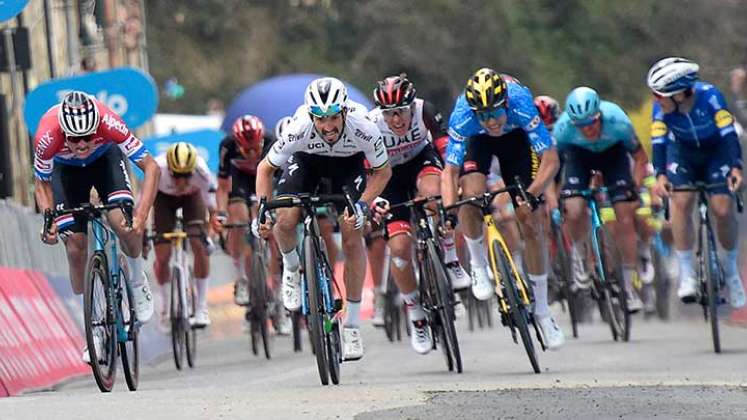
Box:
[3,308,747,420]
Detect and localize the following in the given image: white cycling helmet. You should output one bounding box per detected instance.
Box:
[305,77,348,118]
[58,91,100,137]
[646,57,700,97]
[274,116,293,139]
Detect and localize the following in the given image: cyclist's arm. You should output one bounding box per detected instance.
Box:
[255,158,277,202]
[630,144,650,187]
[216,176,230,213]
[361,164,391,205]
[422,100,449,144]
[527,147,559,197]
[441,163,460,208]
[133,154,160,223]
[34,178,54,213]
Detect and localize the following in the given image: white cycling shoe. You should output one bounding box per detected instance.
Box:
[371,292,385,327]
[447,262,471,290]
[190,307,211,328]
[410,318,433,355]
[131,275,154,323]
[342,327,364,361]
[81,330,106,365]
[234,277,250,306]
[471,265,495,301]
[537,314,565,350]
[282,267,302,311]
[677,275,697,303]
[726,275,746,308]
[626,292,643,314]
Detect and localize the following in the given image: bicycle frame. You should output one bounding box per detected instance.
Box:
[162,229,190,322]
[91,218,130,343]
[483,212,532,312]
[300,210,338,322]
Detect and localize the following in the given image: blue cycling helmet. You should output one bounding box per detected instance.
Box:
[646,57,699,97]
[565,87,600,125]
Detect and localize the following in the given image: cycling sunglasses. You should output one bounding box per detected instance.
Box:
[382,106,411,118]
[572,113,601,128]
[171,171,193,179]
[309,103,343,118]
[65,134,94,144]
[475,107,506,122]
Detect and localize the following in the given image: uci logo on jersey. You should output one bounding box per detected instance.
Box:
[308,142,326,150]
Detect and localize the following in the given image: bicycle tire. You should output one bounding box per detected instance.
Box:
[427,240,462,373]
[493,240,540,374]
[185,270,197,368]
[383,291,396,342]
[327,321,341,385]
[554,227,579,338]
[171,266,185,370]
[84,252,117,392]
[304,236,329,385]
[292,312,303,352]
[118,255,139,391]
[421,258,452,371]
[703,224,722,353]
[595,225,630,342]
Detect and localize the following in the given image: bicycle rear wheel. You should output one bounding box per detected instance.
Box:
[427,240,462,373]
[493,241,540,374]
[703,224,722,353]
[84,252,117,392]
[304,236,330,385]
[118,255,139,391]
[292,312,303,352]
[250,250,272,360]
[420,258,452,371]
[185,271,197,368]
[594,226,630,342]
[171,266,185,370]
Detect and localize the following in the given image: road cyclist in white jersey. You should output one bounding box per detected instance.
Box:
[151,142,217,331]
[366,74,471,354]
[254,77,392,361]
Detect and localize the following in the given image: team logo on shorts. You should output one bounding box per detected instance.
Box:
[463,161,478,172]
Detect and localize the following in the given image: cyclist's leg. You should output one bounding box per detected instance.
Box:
[705,142,744,307]
[152,192,177,325]
[51,162,92,294]
[274,152,315,311]
[184,191,211,323]
[366,232,387,325]
[602,144,643,308]
[459,135,494,300]
[227,167,254,304]
[560,146,593,289]
[488,172,524,272]
[667,143,700,300]
[498,130,564,347]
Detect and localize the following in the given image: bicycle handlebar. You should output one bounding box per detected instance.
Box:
[257,187,357,225]
[44,201,133,235]
[663,181,743,220]
[442,177,521,212]
[389,195,442,211]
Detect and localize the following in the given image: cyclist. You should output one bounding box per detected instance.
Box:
[367,73,470,354]
[441,68,565,349]
[212,115,273,307]
[255,77,392,361]
[152,142,216,330]
[553,87,652,312]
[648,57,745,307]
[35,91,160,361]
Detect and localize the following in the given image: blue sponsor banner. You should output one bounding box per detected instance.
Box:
[141,129,225,177]
[0,0,28,22]
[24,67,158,134]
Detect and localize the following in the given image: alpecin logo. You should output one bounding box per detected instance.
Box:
[102,113,129,135]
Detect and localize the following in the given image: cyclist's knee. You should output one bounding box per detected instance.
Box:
[388,233,412,260]
[274,208,300,233]
[460,173,487,197]
[709,196,734,220]
[228,200,249,222]
[65,235,88,262]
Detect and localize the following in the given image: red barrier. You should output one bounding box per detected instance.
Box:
[0,268,88,396]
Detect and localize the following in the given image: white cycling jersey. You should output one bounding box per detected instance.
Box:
[266,100,388,169]
[367,98,431,167]
[156,154,217,208]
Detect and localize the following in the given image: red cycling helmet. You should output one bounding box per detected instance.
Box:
[232,114,265,150]
[533,95,561,129]
[373,73,416,109]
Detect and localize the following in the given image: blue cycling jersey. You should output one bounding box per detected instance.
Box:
[553,101,639,153]
[445,78,553,167]
[651,81,742,175]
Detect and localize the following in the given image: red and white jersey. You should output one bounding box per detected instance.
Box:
[155,154,217,208]
[33,99,148,181]
[266,101,388,170]
[367,98,434,167]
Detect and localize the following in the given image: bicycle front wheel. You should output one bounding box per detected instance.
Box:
[171,266,185,370]
[249,250,271,360]
[118,255,139,391]
[84,252,117,392]
[185,270,197,368]
[304,236,330,385]
[594,225,630,342]
[492,240,540,374]
[703,224,722,353]
[554,226,579,338]
[427,240,462,373]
